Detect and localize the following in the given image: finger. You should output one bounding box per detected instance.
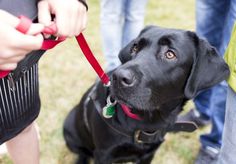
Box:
[14,33,44,50]
[0,48,28,60]
[8,56,25,63]
[38,0,52,26]
[70,5,79,37]
[27,23,45,35]
[67,6,79,37]
[0,55,25,64]
[73,2,87,36]
[55,9,68,37]
[73,4,83,36]
[73,4,87,36]
[82,12,87,31]
[76,11,87,35]
[0,63,17,71]
[0,10,19,27]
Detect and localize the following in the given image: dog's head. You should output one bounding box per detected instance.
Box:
[110,26,229,111]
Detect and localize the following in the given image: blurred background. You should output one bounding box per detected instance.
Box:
[0,0,211,163]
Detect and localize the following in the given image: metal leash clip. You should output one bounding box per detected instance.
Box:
[102,95,117,118]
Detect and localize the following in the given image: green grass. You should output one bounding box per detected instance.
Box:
[0,0,212,163]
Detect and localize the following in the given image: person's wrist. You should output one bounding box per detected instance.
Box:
[78,0,88,11]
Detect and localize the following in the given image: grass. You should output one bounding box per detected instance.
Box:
[0,0,212,163]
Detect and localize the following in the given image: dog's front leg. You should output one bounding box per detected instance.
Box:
[94,150,112,164]
[136,153,155,164]
[76,154,90,164]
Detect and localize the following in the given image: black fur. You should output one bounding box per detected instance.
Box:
[63,26,229,164]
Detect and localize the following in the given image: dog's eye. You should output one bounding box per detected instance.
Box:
[130,44,138,54]
[165,50,176,59]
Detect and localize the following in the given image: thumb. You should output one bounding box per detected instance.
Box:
[38,0,52,26]
[27,23,45,35]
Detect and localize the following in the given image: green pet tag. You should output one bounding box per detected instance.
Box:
[102,95,117,118]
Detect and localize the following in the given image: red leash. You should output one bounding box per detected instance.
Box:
[0,16,109,85]
[75,34,110,85]
[0,16,141,120]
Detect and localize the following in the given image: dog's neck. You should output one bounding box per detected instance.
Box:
[94,80,186,132]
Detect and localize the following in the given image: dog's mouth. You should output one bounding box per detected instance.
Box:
[110,77,156,111]
[110,93,146,112]
[111,94,132,108]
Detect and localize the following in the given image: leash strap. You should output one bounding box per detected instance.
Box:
[40,23,67,50]
[75,34,110,85]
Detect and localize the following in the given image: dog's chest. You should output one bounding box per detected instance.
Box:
[107,142,161,163]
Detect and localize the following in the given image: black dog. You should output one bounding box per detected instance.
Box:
[63,26,229,164]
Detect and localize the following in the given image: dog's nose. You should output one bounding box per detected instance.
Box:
[112,69,136,87]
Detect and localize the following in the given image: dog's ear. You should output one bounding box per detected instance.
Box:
[119,26,155,64]
[139,25,156,35]
[118,40,135,64]
[184,32,230,99]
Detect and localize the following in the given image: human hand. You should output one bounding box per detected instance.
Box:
[0,10,44,71]
[38,0,87,37]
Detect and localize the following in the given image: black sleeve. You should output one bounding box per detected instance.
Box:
[78,0,88,11]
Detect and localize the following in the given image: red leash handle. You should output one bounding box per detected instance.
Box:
[0,16,66,78]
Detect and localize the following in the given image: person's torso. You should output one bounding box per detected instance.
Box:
[0,0,38,19]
